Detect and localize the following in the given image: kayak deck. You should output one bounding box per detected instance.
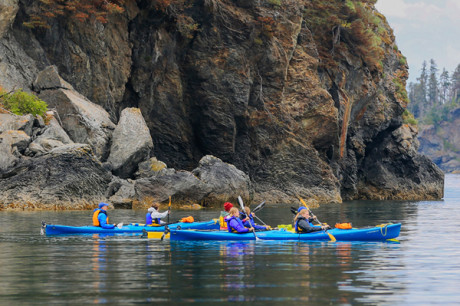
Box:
[169,223,401,241]
[44,219,220,235]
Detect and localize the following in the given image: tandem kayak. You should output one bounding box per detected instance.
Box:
[169,223,401,241]
[44,219,220,235]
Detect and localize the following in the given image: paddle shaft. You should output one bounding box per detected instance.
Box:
[296,196,336,242]
[237,196,259,240]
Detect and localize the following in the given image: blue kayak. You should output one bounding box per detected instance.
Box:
[169,223,401,241]
[44,220,220,235]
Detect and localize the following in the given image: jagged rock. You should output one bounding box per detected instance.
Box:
[0,131,20,171]
[107,108,153,178]
[106,177,136,208]
[135,157,167,179]
[36,68,115,159]
[0,0,18,39]
[192,155,252,204]
[27,117,73,155]
[1,130,30,153]
[33,65,73,91]
[0,113,35,136]
[0,144,112,207]
[135,169,211,205]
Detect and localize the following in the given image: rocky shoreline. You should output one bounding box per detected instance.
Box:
[0,1,444,209]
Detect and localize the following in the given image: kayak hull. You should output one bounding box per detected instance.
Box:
[45,220,220,235]
[169,223,401,241]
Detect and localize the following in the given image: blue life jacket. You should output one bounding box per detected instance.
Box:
[145,212,161,225]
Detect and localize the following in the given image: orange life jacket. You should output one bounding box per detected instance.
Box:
[92,209,109,227]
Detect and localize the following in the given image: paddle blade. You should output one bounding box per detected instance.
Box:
[252,201,265,213]
[296,195,308,208]
[237,196,245,210]
[168,196,171,208]
[117,223,124,229]
[290,207,297,215]
[326,231,336,242]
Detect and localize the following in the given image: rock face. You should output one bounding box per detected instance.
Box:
[107,107,153,178]
[0,0,445,208]
[35,66,116,159]
[0,144,112,207]
[357,124,444,200]
[0,113,34,136]
[0,0,18,39]
[418,107,460,173]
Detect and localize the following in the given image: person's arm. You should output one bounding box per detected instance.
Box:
[98,214,115,229]
[150,210,169,219]
[297,219,323,233]
[229,218,249,233]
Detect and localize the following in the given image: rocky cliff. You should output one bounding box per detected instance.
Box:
[0,0,444,209]
[418,106,460,173]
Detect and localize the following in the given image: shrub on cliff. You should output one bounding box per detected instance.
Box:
[0,88,48,117]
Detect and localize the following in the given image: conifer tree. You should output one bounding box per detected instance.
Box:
[428,59,438,107]
[439,68,450,104]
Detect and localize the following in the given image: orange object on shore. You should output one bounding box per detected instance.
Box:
[335,223,352,229]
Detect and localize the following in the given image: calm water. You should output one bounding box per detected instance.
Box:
[0,175,459,305]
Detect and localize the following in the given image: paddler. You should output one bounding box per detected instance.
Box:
[294,207,329,233]
[219,202,234,229]
[92,202,116,229]
[227,207,254,233]
[146,203,170,226]
[241,207,270,231]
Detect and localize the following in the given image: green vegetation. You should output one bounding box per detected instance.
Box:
[402,109,417,126]
[0,88,48,117]
[408,61,460,127]
[304,0,389,74]
[393,77,409,104]
[267,0,282,7]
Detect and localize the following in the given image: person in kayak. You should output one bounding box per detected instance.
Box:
[241,207,269,231]
[227,207,254,233]
[92,202,116,229]
[294,207,328,233]
[146,203,170,226]
[219,202,234,229]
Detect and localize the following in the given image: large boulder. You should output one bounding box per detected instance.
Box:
[107,108,153,178]
[135,169,211,205]
[192,155,252,204]
[0,113,35,136]
[0,0,18,39]
[35,67,116,159]
[0,144,112,208]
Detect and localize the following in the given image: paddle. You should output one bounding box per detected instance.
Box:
[237,196,259,240]
[116,222,124,229]
[167,196,171,223]
[252,201,266,213]
[250,201,267,225]
[296,195,336,242]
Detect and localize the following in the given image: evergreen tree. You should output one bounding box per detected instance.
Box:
[451,64,460,104]
[416,60,428,116]
[439,68,450,104]
[428,59,438,107]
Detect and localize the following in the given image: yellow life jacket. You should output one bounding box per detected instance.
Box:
[92,209,109,227]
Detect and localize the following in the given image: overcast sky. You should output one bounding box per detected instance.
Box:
[375,0,460,83]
